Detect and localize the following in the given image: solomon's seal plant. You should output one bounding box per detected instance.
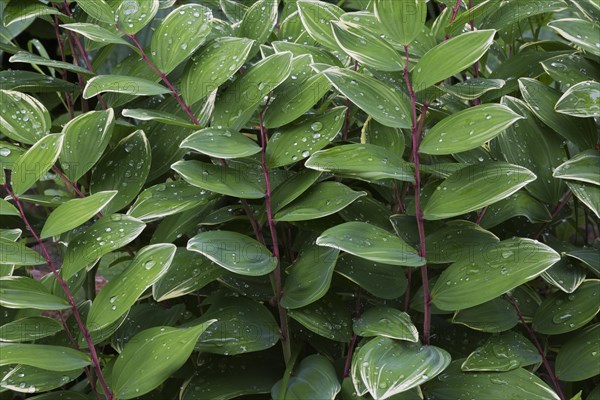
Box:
[0,0,598,399]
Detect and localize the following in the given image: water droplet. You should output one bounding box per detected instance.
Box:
[311,122,323,131]
[144,260,156,270]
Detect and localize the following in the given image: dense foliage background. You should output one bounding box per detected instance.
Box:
[0,0,598,399]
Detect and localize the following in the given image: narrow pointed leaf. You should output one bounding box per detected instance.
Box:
[60,109,115,181]
[87,244,176,330]
[151,4,212,74]
[281,246,338,309]
[61,23,129,46]
[0,343,90,371]
[181,128,261,159]
[0,276,70,310]
[556,323,600,382]
[11,133,63,195]
[0,237,45,265]
[462,331,541,372]
[0,90,50,144]
[420,104,523,155]
[431,238,560,311]
[374,0,427,45]
[553,150,600,186]
[353,307,419,342]
[83,75,169,99]
[323,68,412,128]
[425,220,499,264]
[75,0,114,23]
[115,0,159,35]
[187,231,277,276]
[316,221,425,266]
[61,214,146,280]
[335,254,407,299]
[0,316,63,342]
[412,30,496,90]
[354,337,450,400]
[272,355,341,400]
[181,37,254,106]
[122,108,198,129]
[10,52,94,76]
[297,0,345,51]
[288,296,352,342]
[566,181,600,218]
[452,298,519,333]
[440,79,505,101]
[41,191,117,238]
[306,144,414,182]
[555,80,600,118]
[239,0,278,53]
[548,18,600,56]
[172,160,265,199]
[423,163,537,220]
[111,322,216,399]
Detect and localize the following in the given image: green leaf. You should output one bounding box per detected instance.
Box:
[353,307,419,342]
[61,214,146,280]
[541,54,598,87]
[479,191,552,229]
[3,0,63,27]
[275,182,366,221]
[556,323,600,382]
[11,133,63,195]
[181,37,254,106]
[151,4,212,74]
[288,296,352,342]
[83,75,169,99]
[0,365,82,394]
[374,0,427,45]
[332,21,404,71]
[272,354,341,400]
[419,104,523,155]
[323,68,412,128]
[353,337,450,400]
[122,108,198,129]
[462,331,541,372]
[87,244,176,330]
[0,276,70,310]
[239,0,278,54]
[172,160,265,199]
[555,80,600,118]
[532,280,600,335]
[0,343,90,371]
[553,150,600,186]
[212,52,293,130]
[431,238,560,311]
[566,180,600,219]
[281,246,338,309]
[0,316,63,342]
[425,220,499,264]
[181,128,261,159]
[412,30,496,90]
[316,221,425,267]
[60,108,115,181]
[335,254,407,299]
[439,78,505,101]
[0,90,50,144]
[452,298,519,333]
[152,248,224,301]
[60,23,129,46]
[111,321,216,399]
[0,237,45,265]
[425,360,560,400]
[306,144,414,182]
[90,130,151,214]
[9,52,94,76]
[548,18,600,56]
[423,162,537,220]
[266,107,346,167]
[115,0,159,35]
[40,191,117,238]
[566,248,600,276]
[518,78,596,149]
[297,0,345,51]
[187,231,277,276]
[75,0,114,23]
[192,296,279,355]
[128,180,215,221]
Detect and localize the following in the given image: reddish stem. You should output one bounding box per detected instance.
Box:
[403,45,430,344]
[258,108,291,364]
[116,25,201,126]
[51,14,75,119]
[507,295,565,400]
[52,166,86,198]
[343,290,362,378]
[445,0,463,40]
[534,191,573,240]
[475,206,488,225]
[3,182,113,400]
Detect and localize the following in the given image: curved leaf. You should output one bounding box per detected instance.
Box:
[0,90,50,144]
[555,323,600,382]
[272,354,341,400]
[11,133,63,195]
[180,128,261,159]
[555,80,600,118]
[353,307,419,342]
[0,343,90,372]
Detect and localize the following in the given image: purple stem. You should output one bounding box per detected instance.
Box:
[403,45,431,344]
[3,182,113,400]
[507,295,565,400]
[343,290,362,378]
[259,108,291,364]
[445,0,463,40]
[534,191,573,240]
[475,206,488,225]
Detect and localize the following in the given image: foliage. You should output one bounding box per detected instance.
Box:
[0,0,598,399]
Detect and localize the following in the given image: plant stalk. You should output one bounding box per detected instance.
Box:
[3,182,113,400]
